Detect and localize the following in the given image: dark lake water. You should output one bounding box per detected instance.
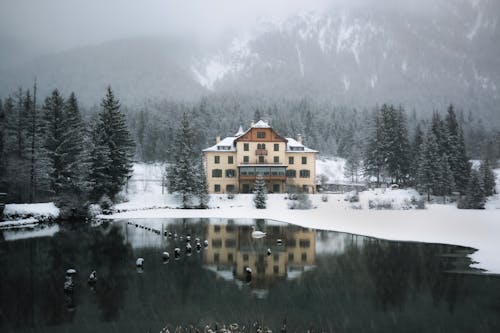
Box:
[1,218,500,332]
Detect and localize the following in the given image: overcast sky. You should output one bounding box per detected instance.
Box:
[0,0,334,52]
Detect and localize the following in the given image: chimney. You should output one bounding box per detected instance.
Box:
[216,136,221,144]
[251,120,255,127]
[297,134,302,144]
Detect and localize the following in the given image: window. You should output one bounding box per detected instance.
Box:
[228,156,234,164]
[273,265,279,274]
[288,253,294,261]
[212,169,222,177]
[274,143,279,151]
[289,156,294,164]
[243,156,249,163]
[259,156,264,163]
[301,156,307,164]
[299,170,310,178]
[301,253,307,262]
[288,239,296,247]
[299,239,311,248]
[225,169,236,177]
[226,184,235,193]
[215,156,220,164]
[257,143,266,150]
[228,253,234,262]
[214,253,219,263]
[257,131,265,138]
[244,143,249,151]
[273,254,279,261]
[286,170,296,178]
[212,239,222,247]
[214,225,221,232]
[225,239,236,248]
[243,254,249,261]
[273,156,279,164]
[214,184,221,192]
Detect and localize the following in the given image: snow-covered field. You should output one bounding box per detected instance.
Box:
[104,162,500,274]
[2,202,60,224]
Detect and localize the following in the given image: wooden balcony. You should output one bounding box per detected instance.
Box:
[255,149,268,156]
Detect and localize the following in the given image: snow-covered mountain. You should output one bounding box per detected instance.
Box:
[191,0,500,115]
[1,0,499,119]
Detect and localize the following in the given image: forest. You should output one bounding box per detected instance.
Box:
[1,85,499,212]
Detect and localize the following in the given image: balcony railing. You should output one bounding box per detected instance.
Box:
[255,149,268,156]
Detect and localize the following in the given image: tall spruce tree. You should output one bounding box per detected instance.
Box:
[364,108,385,184]
[417,131,441,200]
[42,89,66,195]
[95,86,135,199]
[253,174,267,209]
[479,159,496,196]
[0,99,4,182]
[459,169,485,209]
[194,158,210,208]
[167,112,199,208]
[88,116,113,201]
[444,105,470,193]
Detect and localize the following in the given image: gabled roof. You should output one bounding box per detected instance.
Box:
[234,120,287,143]
[286,138,318,153]
[202,136,237,152]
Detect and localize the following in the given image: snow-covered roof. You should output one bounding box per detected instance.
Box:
[286,138,318,153]
[252,120,271,128]
[202,136,237,152]
[235,125,245,136]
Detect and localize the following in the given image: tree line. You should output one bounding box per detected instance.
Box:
[0,85,134,217]
[362,104,496,208]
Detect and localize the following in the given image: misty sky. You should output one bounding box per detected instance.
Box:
[0,0,334,52]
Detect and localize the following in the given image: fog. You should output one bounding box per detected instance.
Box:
[0,0,444,54]
[0,0,334,52]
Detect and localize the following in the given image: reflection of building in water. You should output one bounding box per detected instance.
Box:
[203,221,316,289]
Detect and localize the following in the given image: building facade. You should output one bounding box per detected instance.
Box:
[203,120,317,194]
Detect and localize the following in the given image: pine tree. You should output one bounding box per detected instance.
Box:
[42,89,66,195]
[364,108,385,184]
[88,116,113,201]
[344,147,361,183]
[194,158,210,208]
[167,112,199,208]
[459,169,485,209]
[435,153,455,202]
[409,123,424,185]
[416,131,441,200]
[479,159,496,196]
[59,92,87,190]
[253,174,267,209]
[96,86,135,199]
[0,99,5,182]
[444,105,470,193]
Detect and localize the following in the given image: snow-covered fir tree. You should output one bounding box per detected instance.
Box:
[253,175,267,209]
[95,86,135,199]
[167,112,199,208]
[194,158,210,209]
[417,131,441,200]
[88,115,113,201]
[459,169,485,209]
[479,159,496,196]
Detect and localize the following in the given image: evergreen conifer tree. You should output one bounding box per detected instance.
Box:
[479,159,496,196]
[167,112,199,208]
[459,169,485,209]
[42,89,66,194]
[88,116,113,201]
[96,86,135,199]
[364,109,385,184]
[253,174,267,209]
[194,158,210,208]
[417,131,441,200]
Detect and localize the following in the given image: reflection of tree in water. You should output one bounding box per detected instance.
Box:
[87,225,131,321]
[363,240,468,313]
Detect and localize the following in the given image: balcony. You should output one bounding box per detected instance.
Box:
[238,166,287,181]
[255,149,268,156]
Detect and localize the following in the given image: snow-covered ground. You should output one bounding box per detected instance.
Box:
[2,202,60,221]
[104,162,500,274]
[316,156,349,183]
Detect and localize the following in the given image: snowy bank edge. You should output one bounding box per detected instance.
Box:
[100,205,500,274]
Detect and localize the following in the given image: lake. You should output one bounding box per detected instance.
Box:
[1,218,499,332]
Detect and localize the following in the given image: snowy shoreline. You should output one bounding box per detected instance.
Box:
[101,193,500,274]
